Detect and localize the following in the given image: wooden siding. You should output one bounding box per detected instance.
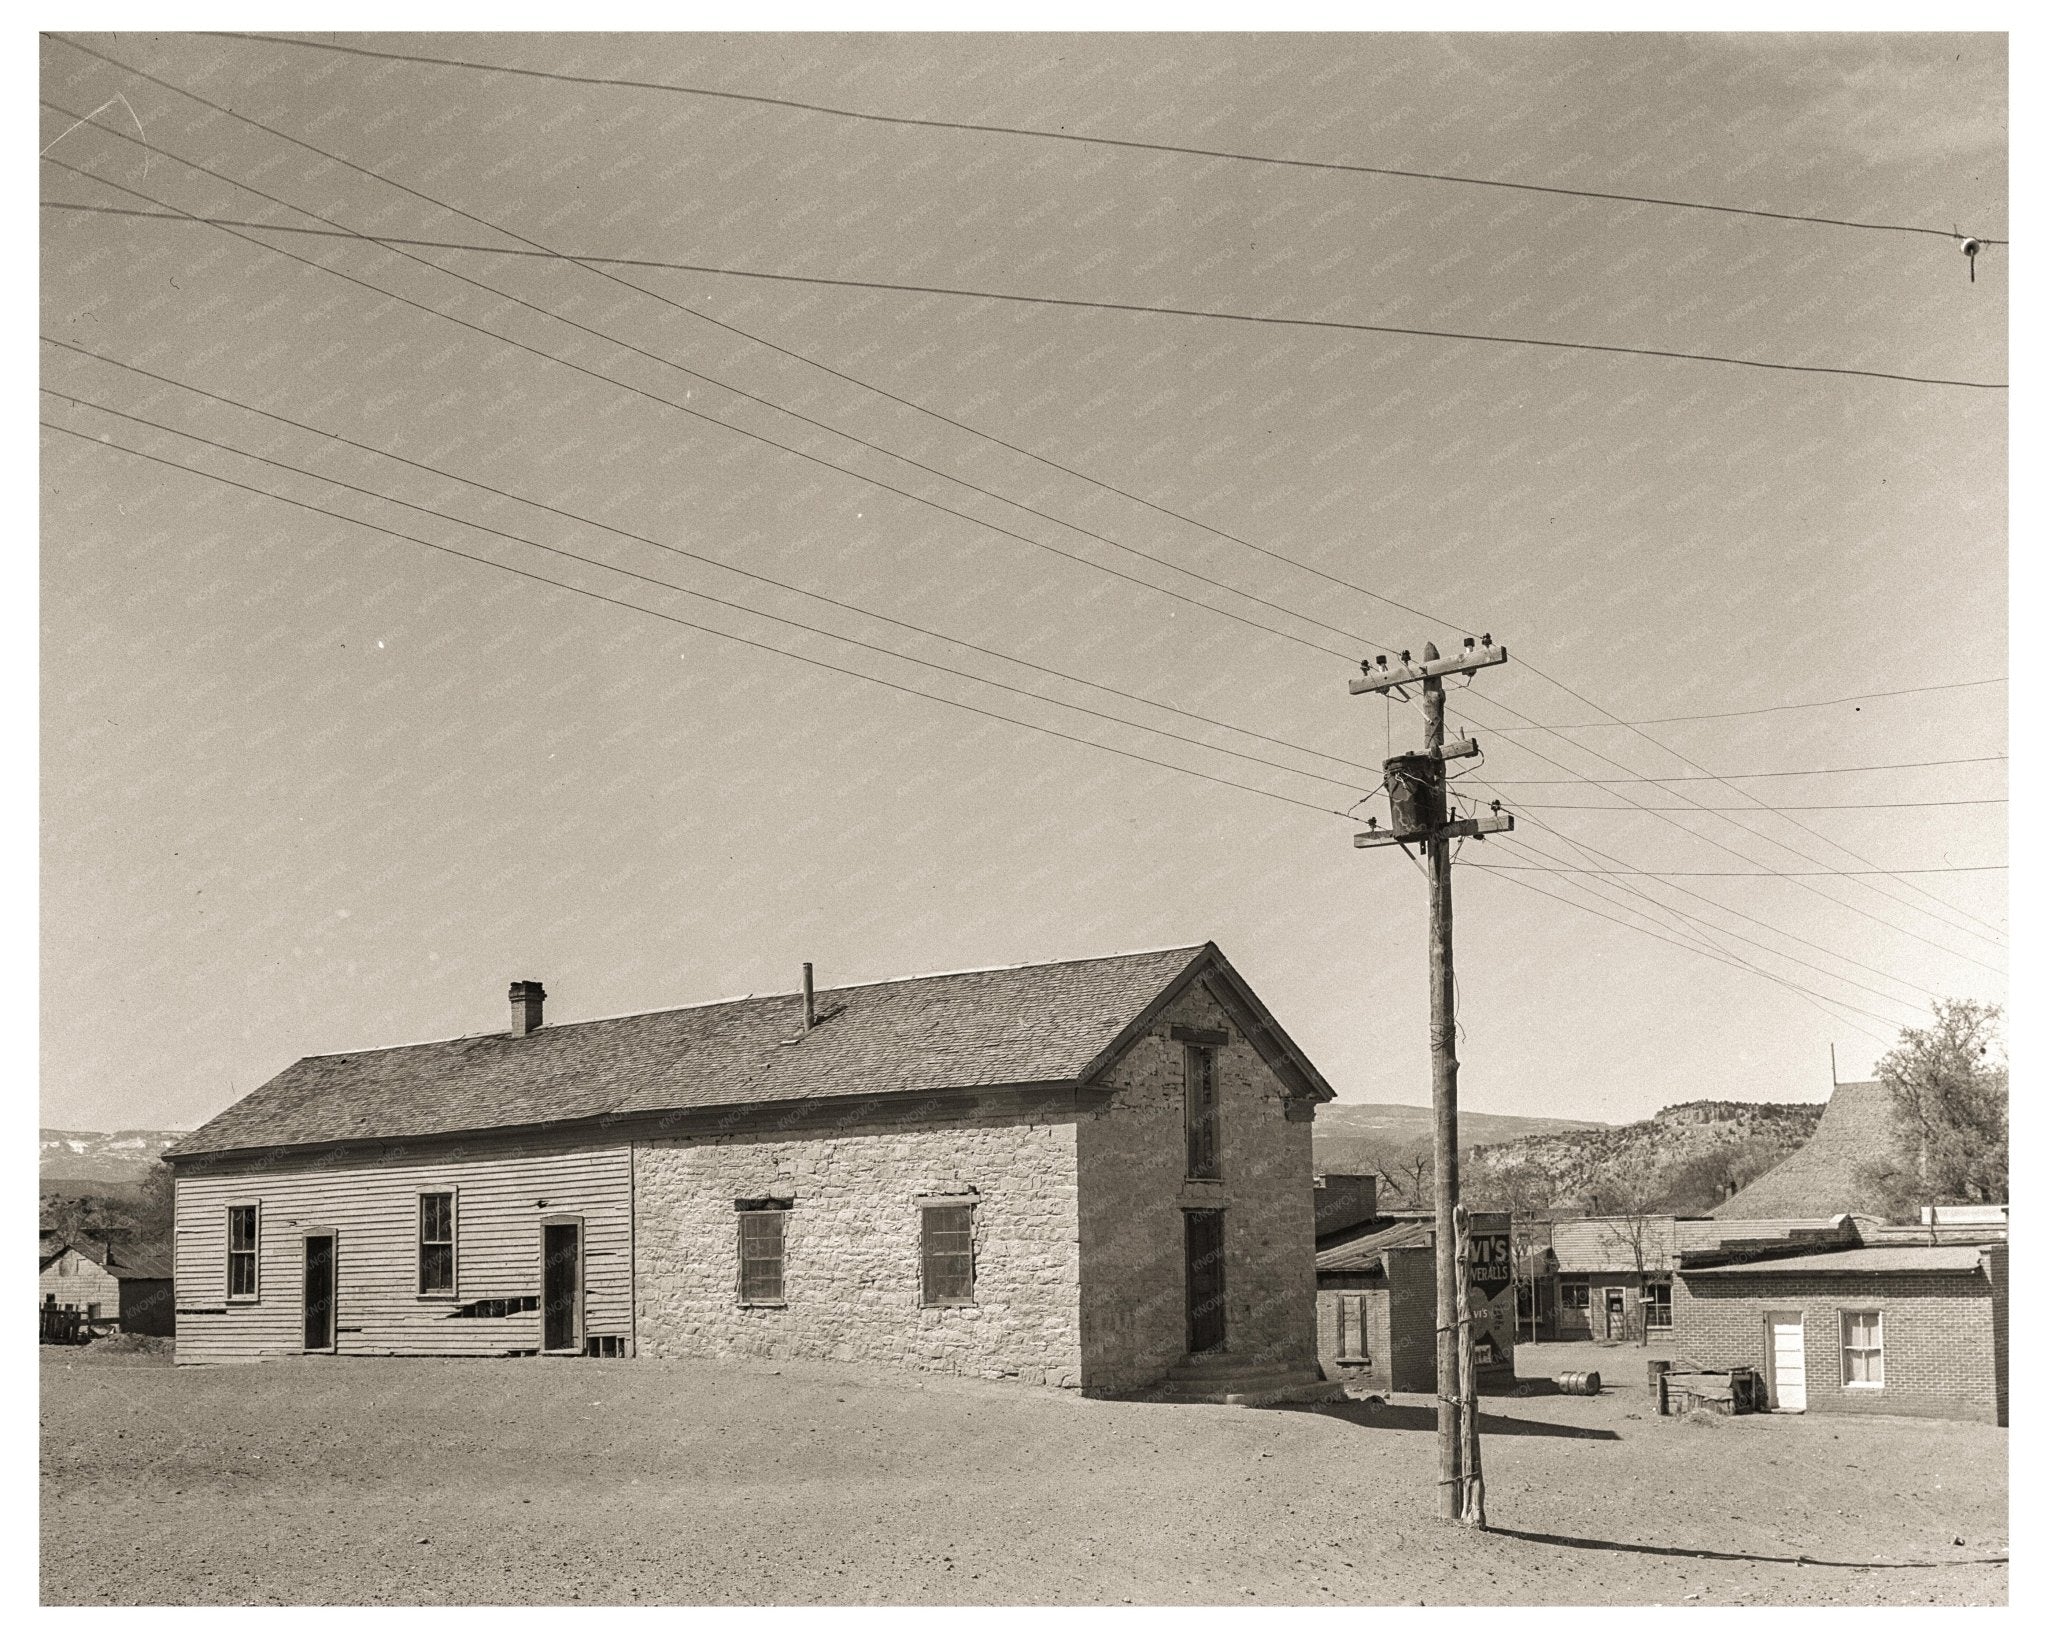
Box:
[40,1253,121,1320]
[172,1137,631,1363]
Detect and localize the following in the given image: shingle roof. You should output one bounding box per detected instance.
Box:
[170,943,1333,1159]
[1550,1215,1851,1272]
[38,1238,172,1280]
[1682,1245,1987,1277]
[1711,1083,1899,1220]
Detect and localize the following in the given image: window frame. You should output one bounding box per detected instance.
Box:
[735,1205,789,1307]
[417,1188,458,1298]
[1840,1308,1885,1389]
[1182,1041,1223,1181]
[1560,1277,1590,1311]
[226,1201,261,1302]
[1335,1292,1370,1364]
[1643,1279,1673,1330]
[919,1200,977,1308]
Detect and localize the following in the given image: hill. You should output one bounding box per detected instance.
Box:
[1312,1101,1607,1181]
[1469,1099,1826,1213]
[40,1128,186,1190]
[1312,1099,1827,1215]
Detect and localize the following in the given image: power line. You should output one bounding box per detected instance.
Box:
[1487,835,1922,1027]
[40,91,2005,976]
[40,202,2010,394]
[1489,675,2007,728]
[202,31,2010,248]
[1513,797,2006,812]
[46,336,1385,789]
[40,146,1374,669]
[42,418,1360,825]
[1478,755,2007,783]
[1480,863,2003,878]
[42,385,1376,805]
[46,32,1478,641]
[1465,864,1898,1047]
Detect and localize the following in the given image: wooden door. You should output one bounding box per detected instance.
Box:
[1766,1311,1806,1411]
[302,1235,335,1352]
[1603,1288,1625,1340]
[542,1222,583,1353]
[1185,1209,1227,1355]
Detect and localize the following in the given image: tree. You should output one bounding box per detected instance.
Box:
[1375,1144,1434,1211]
[1860,998,2008,1218]
[1655,1135,1798,1214]
[1579,1173,1664,1347]
[41,1161,174,1254]
[1468,1159,1557,1340]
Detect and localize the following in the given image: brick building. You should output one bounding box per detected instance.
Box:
[1545,1215,1842,1343]
[165,943,1338,1398]
[1313,1210,1514,1391]
[1672,1240,2009,1425]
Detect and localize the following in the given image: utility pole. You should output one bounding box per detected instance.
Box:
[1351,637,1512,1527]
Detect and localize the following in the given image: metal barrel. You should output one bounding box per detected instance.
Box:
[1556,1369,1603,1395]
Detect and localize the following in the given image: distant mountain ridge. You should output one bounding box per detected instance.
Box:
[1310,1098,1828,1213]
[40,1128,186,1188]
[1312,1101,1606,1177]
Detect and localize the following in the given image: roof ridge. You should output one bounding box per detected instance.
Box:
[288,944,1213,1062]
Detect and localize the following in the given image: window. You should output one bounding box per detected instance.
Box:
[418,1192,456,1295]
[1560,1278,1589,1310]
[1335,1294,1370,1363]
[228,1204,259,1299]
[86,1302,103,1323]
[737,1209,787,1304]
[920,1203,976,1305]
[1841,1309,1884,1387]
[1184,1044,1221,1179]
[1644,1280,1672,1329]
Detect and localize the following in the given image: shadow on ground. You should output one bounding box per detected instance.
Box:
[1288,1400,1620,1440]
[1486,1525,2009,1571]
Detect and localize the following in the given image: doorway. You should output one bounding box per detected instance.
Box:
[1765,1311,1806,1411]
[541,1221,583,1353]
[1184,1209,1226,1355]
[1604,1287,1626,1340]
[302,1234,335,1352]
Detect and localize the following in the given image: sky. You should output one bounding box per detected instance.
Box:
[38,31,2008,1134]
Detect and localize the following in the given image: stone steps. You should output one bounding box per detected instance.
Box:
[1154,1354,1349,1406]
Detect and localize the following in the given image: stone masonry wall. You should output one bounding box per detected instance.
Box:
[633,1104,1083,1387]
[1074,978,1319,1393]
[1671,1266,2004,1424]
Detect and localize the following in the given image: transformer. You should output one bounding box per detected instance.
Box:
[1382,752,1446,840]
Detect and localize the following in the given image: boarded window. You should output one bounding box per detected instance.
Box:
[1644,1280,1672,1329]
[737,1210,787,1303]
[921,1204,976,1306]
[419,1192,456,1294]
[1184,1044,1221,1179]
[1841,1309,1884,1386]
[228,1204,259,1298]
[1336,1294,1369,1363]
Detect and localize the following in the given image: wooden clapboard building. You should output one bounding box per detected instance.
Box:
[167,944,1342,1400]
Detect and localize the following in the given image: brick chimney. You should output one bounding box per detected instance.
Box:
[509,980,547,1038]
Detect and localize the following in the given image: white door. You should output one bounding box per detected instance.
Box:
[1766,1311,1806,1412]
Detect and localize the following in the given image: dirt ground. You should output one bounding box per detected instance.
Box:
[40,1340,2006,1606]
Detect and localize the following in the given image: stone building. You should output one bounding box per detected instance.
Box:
[165,943,1338,1398]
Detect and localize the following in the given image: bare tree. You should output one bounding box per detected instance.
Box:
[1583,1173,1664,1347]
[1375,1143,1434,1211]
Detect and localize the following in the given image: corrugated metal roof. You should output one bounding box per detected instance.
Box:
[170,943,1334,1158]
[1682,1245,1986,1277]
[1316,1219,1433,1273]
